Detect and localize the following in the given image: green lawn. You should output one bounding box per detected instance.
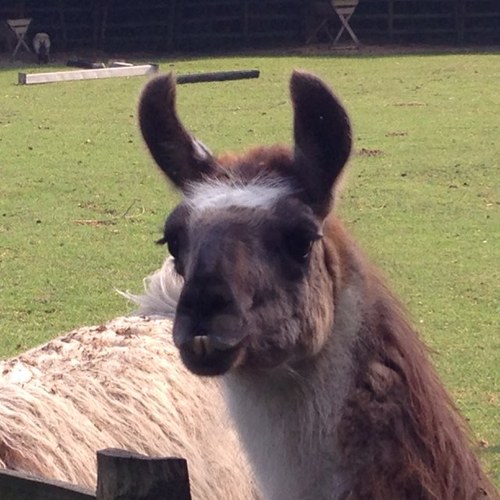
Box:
[0,49,498,484]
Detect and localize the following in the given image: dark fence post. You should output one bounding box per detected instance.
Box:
[96,449,191,500]
[0,468,95,500]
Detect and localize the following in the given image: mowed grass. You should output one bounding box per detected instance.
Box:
[0,50,498,483]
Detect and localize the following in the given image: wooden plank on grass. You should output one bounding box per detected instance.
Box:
[18,64,159,85]
[177,70,260,84]
[0,468,95,500]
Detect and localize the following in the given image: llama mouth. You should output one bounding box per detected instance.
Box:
[191,335,214,358]
[179,335,246,376]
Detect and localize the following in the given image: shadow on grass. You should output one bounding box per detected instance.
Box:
[221,42,500,60]
[483,444,500,456]
[1,42,499,75]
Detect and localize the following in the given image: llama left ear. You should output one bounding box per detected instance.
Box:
[290,71,352,218]
[139,73,219,191]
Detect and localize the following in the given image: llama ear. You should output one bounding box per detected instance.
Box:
[290,71,352,217]
[139,73,219,190]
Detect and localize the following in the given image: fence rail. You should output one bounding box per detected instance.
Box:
[0,449,191,500]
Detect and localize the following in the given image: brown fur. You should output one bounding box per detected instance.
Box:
[136,72,498,499]
[326,219,494,499]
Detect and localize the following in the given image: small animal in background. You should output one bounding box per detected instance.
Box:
[33,32,50,64]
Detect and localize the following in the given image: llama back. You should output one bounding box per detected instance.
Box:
[0,316,258,499]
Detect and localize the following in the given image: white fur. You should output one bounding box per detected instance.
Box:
[192,138,213,162]
[33,33,50,53]
[0,316,258,499]
[131,260,363,499]
[186,178,292,214]
[223,282,362,499]
[120,257,181,318]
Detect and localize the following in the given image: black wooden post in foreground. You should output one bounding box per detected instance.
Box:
[0,468,94,500]
[96,449,191,500]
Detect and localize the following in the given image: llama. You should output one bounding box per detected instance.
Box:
[32,32,50,64]
[136,71,498,499]
[0,310,258,499]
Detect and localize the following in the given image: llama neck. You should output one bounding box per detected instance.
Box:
[223,282,362,500]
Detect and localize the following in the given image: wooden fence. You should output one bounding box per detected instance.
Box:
[1,0,499,53]
[349,0,500,44]
[0,448,191,500]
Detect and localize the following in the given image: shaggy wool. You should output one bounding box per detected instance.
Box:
[0,316,258,499]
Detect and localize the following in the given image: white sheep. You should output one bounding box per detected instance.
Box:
[0,309,258,499]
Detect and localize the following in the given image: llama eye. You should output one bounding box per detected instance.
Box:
[166,235,180,259]
[156,232,181,260]
[284,231,316,263]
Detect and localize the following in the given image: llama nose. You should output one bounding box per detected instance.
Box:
[178,277,236,319]
[173,277,245,353]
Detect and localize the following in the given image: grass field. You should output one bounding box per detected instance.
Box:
[0,48,498,484]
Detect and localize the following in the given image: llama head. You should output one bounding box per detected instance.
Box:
[139,72,352,376]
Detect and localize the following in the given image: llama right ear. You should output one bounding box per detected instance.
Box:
[139,74,219,191]
[290,71,352,218]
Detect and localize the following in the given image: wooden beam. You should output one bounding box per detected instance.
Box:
[177,69,260,84]
[18,67,259,87]
[18,64,159,85]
